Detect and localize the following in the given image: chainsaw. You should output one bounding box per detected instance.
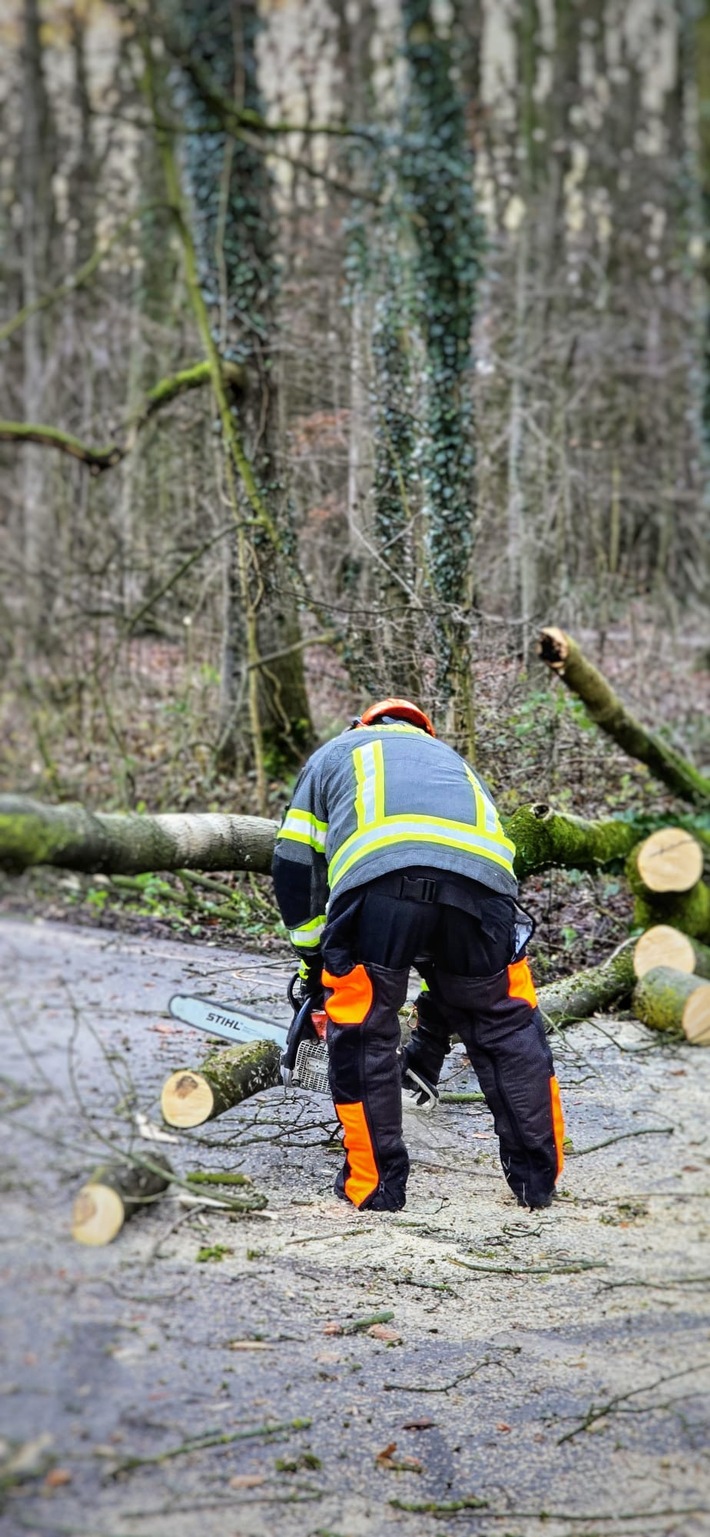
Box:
[168,975,438,1110]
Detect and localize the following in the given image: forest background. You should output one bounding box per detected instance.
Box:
[1,0,709,974]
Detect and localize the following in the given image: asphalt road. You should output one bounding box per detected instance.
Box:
[1,916,709,1537]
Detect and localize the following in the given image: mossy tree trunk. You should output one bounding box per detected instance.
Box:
[632,966,710,1045]
[161,1039,281,1127]
[71,1154,173,1246]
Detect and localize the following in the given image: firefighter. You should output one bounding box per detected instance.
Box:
[271,698,565,1213]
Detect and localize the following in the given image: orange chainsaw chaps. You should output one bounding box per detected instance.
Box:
[550,1075,565,1177]
[334,1100,380,1208]
[506,957,538,1008]
[322,964,374,1025]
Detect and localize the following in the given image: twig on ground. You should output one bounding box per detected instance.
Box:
[556,1362,710,1445]
[109,1417,312,1477]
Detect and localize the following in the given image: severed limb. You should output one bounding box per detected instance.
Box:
[538,627,710,808]
[71,1153,173,1245]
[161,1040,282,1127]
[632,965,710,1044]
[626,830,710,942]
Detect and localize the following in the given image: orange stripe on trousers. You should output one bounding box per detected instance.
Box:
[507,958,538,1007]
[550,1076,565,1177]
[334,1101,379,1207]
[322,964,374,1024]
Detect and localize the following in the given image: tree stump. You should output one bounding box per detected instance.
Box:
[71,1154,173,1246]
[632,966,710,1045]
[161,1039,281,1128]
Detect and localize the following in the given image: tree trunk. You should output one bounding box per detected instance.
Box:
[161,1040,281,1128]
[0,794,278,875]
[632,966,710,1045]
[536,944,636,1028]
[3,792,709,881]
[538,627,710,808]
[633,925,710,981]
[71,1154,172,1246]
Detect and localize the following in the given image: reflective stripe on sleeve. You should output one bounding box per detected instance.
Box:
[277,808,327,853]
[289,914,326,949]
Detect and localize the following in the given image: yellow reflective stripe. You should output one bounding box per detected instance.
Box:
[278,808,327,853]
[289,914,326,948]
[464,764,503,837]
[353,740,384,828]
[329,818,516,888]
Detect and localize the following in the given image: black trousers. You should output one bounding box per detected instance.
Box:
[320,868,564,1212]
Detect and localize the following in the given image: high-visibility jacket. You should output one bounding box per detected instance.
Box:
[272,724,518,957]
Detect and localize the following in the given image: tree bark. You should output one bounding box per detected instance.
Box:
[0,795,278,875]
[632,966,710,1045]
[161,1040,281,1128]
[536,944,636,1027]
[71,1154,173,1246]
[538,627,710,808]
[633,925,710,981]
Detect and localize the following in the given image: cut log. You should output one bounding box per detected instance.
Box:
[71,1154,172,1246]
[161,1039,281,1128]
[632,966,710,1045]
[626,831,710,942]
[538,627,710,808]
[536,944,636,1027]
[632,828,704,894]
[633,925,710,981]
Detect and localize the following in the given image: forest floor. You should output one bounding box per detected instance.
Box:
[1,917,709,1537]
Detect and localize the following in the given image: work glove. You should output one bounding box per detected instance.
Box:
[289,957,325,1012]
[400,1043,439,1112]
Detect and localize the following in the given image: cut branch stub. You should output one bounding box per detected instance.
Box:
[633,925,710,981]
[632,966,710,1045]
[161,1039,281,1127]
[71,1154,173,1246]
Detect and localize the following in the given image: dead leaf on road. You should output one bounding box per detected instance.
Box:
[402,1418,436,1430]
[367,1324,402,1343]
[229,1473,266,1489]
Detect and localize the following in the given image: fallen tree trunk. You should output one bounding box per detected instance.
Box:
[538,627,710,809]
[0,795,278,875]
[71,1154,173,1246]
[161,1039,282,1127]
[536,944,636,1027]
[633,925,710,981]
[5,792,708,881]
[626,830,710,942]
[632,966,710,1045]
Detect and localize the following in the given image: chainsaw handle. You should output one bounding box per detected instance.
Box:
[280,996,317,1086]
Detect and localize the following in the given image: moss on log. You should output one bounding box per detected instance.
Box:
[633,925,710,981]
[536,944,636,1027]
[626,832,710,942]
[71,1154,172,1246]
[506,801,648,879]
[632,966,710,1044]
[538,627,710,808]
[161,1039,281,1127]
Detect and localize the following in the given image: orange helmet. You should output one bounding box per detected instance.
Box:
[357,697,436,737]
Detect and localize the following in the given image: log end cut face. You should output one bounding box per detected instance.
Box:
[161,1070,215,1128]
[683,984,710,1046]
[71,1183,125,1246]
[633,925,697,979]
[637,828,704,894]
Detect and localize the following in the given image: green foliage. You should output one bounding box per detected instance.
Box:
[195,1243,232,1263]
